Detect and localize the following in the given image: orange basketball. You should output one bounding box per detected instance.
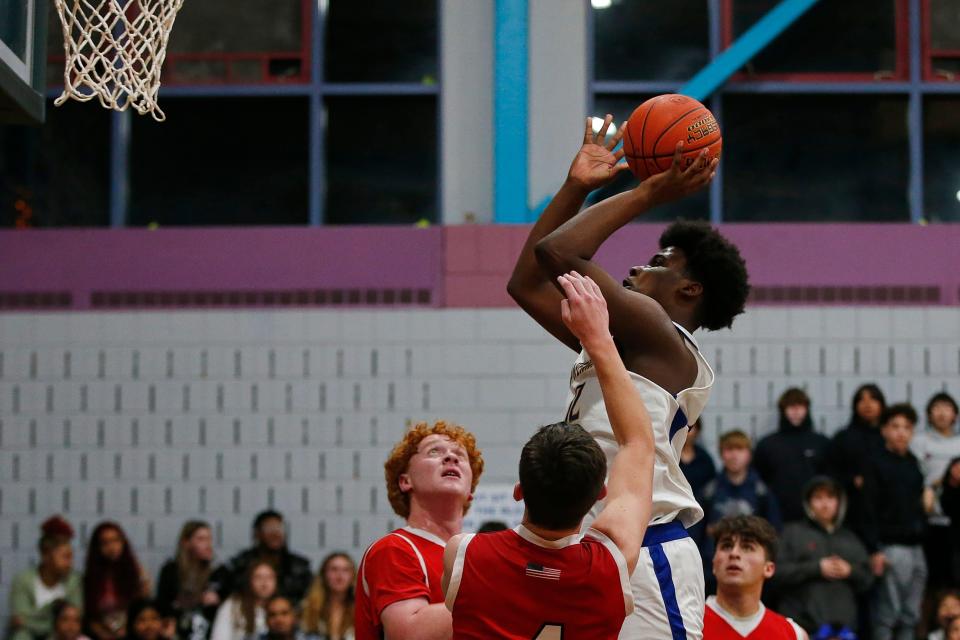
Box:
[622,94,722,180]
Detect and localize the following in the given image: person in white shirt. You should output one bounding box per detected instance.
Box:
[211,561,276,640]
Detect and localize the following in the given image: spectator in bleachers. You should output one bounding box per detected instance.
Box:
[702,430,782,532]
[300,553,355,640]
[861,404,927,640]
[946,618,960,640]
[475,521,508,533]
[261,596,315,640]
[824,383,886,540]
[927,590,960,640]
[222,512,311,604]
[754,388,830,523]
[210,561,276,640]
[156,521,230,640]
[125,601,171,640]
[48,600,90,640]
[773,476,872,636]
[911,393,960,590]
[680,419,716,559]
[84,523,151,640]
[940,457,960,586]
[703,515,809,639]
[9,517,83,640]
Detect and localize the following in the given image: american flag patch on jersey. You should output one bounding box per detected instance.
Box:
[525,562,561,581]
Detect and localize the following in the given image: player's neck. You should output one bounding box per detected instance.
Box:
[724,467,748,485]
[520,518,581,541]
[715,586,763,619]
[406,499,464,542]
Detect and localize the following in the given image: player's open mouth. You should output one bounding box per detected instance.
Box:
[441,469,461,478]
[622,279,634,290]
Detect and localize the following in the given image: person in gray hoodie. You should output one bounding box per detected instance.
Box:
[773,476,874,636]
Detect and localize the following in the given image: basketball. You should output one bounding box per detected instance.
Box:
[622,94,722,180]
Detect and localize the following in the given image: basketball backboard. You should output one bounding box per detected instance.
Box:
[0,0,47,124]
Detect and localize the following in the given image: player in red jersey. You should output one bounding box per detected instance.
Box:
[355,421,484,640]
[704,515,808,640]
[442,272,655,639]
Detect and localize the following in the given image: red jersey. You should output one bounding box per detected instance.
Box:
[355,527,446,640]
[703,596,803,640]
[446,526,633,640]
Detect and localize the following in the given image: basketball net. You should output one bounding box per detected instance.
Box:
[53,0,186,122]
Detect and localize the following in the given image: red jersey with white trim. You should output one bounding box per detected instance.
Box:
[703,596,804,640]
[446,525,633,640]
[355,527,446,640]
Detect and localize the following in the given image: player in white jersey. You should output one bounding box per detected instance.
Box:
[508,115,750,639]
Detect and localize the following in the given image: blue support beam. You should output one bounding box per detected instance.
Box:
[109,110,130,228]
[493,0,529,223]
[681,0,821,101]
[907,0,924,224]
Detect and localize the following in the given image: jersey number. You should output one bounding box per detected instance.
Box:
[565,383,585,422]
[532,623,564,639]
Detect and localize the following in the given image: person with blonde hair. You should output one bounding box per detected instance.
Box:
[354,421,484,640]
[300,553,355,640]
[156,520,229,640]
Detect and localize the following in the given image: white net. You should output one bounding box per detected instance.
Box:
[53,0,186,122]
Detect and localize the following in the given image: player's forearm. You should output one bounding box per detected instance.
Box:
[507,179,590,298]
[535,184,656,277]
[589,339,653,448]
[384,603,451,640]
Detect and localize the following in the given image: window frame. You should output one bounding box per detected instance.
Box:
[922,0,960,82]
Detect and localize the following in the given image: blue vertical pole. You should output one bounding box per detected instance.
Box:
[109,110,130,227]
[308,0,324,226]
[907,0,924,224]
[493,0,528,223]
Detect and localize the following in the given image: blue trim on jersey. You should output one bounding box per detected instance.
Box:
[669,408,689,441]
[649,544,688,640]
[643,521,690,547]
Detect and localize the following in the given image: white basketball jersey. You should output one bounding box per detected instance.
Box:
[566,323,714,528]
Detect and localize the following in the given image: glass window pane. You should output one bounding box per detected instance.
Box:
[732,0,898,75]
[129,97,309,226]
[325,0,437,83]
[1,0,29,61]
[930,0,960,50]
[924,97,960,222]
[723,95,909,222]
[0,101,110,227]
[165,0,306,83]
[590,94,710,222]
[325,96,437,225]
[594,0,708,81]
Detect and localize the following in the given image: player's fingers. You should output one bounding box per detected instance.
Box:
[557,275,581,302]
[597,114,614,143]
[583,117,594,145]
[684,150,708,176]
[613,160,632,173]
[605,121,626,151]
[584,276,604,300]
[670,141,683,173]
[560,298,571,324]
[566,273,591,299]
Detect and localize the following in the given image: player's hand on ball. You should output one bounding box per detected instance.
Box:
[566,114,631,192]
[558,272,612,350]
[641,140,718,208]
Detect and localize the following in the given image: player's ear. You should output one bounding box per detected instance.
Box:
[398,473,413,493]
[597,485,608,501]
[763,561,775,580]
[679,278,703,300]
[512,483,523,502]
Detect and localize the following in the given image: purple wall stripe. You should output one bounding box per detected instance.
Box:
[0,224,958,310]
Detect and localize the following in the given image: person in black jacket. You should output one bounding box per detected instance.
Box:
[221,512,311,604]
[773,476,872,635]
[754,388,830,523]
[940,456,960,587]
[862,404,928,640]
[156,521,229,640]
[824,383,886,540]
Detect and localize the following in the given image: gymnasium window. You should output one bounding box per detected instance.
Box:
[0,101,110,228]
[923,97,960,222]
[128,98,309,227]
[726,0,905,80]
[926,0,960,81]
[722,95,910,222]
[592,0,709,82]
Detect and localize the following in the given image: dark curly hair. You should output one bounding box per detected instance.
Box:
[659,220,749,331]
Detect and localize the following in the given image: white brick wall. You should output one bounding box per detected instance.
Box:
[1,307,959,617]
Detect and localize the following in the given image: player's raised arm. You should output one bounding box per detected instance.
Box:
[535,142,717,355]
[556,272,654,574]
[507,115,630,352]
